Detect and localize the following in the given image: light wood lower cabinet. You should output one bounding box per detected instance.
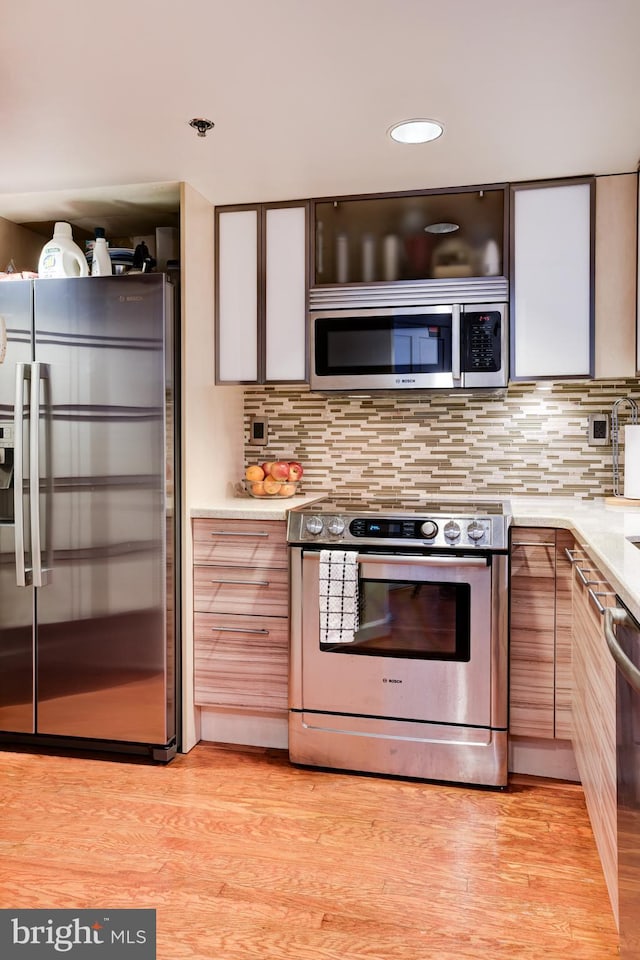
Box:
[193,518,289,712]
[570,549,618,925]
[509,528,557,737]
[193,564,288,617]
[509,527,576,739]
[554,530,575,739]
[194,613,288,711]
[512,526,619,924]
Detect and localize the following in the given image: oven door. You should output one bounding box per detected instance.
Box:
[297,551,495,727]
[309,305,456,391]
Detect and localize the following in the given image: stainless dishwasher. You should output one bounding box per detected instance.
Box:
[604,603,640,959]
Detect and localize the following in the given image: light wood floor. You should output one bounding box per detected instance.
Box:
[0,742,619,959]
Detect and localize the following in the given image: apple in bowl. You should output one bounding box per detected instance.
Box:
[262,476,283,495]
[287,461,303,481]
[269,461,291,481]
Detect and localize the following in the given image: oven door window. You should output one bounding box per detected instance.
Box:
[320,577,471,661]
[314,314,452,376]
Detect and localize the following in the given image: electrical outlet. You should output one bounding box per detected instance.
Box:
[588,413,610,446]
[249,416,268,446]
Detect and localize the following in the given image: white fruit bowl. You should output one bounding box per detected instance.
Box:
[244,478,301,499]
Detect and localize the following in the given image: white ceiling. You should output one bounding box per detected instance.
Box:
[1,0,639,229]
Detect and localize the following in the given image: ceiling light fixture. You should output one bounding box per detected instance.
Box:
[388,118,444,144]
[424,222,459,235]
[189,118,215,138]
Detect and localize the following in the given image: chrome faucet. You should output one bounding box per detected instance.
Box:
[611,397,639,497]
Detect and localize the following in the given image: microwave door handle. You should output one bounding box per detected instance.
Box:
[13,362,31,587]
[451,304,461,382]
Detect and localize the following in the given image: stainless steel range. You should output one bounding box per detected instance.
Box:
[287,497,511,787]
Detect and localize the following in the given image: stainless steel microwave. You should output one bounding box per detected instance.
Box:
[309,302,508,392]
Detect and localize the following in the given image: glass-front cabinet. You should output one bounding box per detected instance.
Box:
[311,185,508,287]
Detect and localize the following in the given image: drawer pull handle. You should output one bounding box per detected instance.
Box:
[564,548,586,563]
[588,588,616,616]
[209,531,270,538]
[513,541,555,548]
[576,566,602,586]
[211,626,270,635]
[209,578,270,587]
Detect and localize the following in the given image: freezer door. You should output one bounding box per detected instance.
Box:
[32,275,175,745]
[0,281,35,733]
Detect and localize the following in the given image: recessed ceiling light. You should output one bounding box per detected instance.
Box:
[388,118,444,144]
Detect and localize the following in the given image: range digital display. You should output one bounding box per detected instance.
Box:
[350,518,419,538]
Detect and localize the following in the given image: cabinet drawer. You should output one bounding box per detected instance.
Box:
[194,564,288,616]
[194,612,288,711]
[193,518,287,567]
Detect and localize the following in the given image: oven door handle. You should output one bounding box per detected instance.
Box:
[348,553,488,568]
[300,551,489,568]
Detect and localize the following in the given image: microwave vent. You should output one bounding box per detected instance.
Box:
[309,277,508,311]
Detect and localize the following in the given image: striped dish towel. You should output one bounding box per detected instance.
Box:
[319,550,359,644]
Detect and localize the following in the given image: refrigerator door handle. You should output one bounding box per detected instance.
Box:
[30,361,51,588]
[13,362,31,587]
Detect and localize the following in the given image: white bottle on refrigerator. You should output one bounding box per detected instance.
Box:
[38,221,89,278]
[91,227,112,277]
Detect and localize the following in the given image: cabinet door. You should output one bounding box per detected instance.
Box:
[555,530,575,738]
[637,170,640,375]
[594,173,637,378]
[509,528,556,738]
[510,179,594,379]
[264,204,307,382]
[216,207,260,382]
[571,555,618,924]
[215,203,308,385]
[311,186,507,286]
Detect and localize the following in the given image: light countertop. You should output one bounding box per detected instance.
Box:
[509,496,640,623]
[190,492,640,623]
[190,491,328,522]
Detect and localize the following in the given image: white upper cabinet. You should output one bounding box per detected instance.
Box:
[636,172,640,376]
[264,206,307,381]
[216,208,259,382]
[594,173,637,379]
[215,202,308,384]
[510,179,594,380]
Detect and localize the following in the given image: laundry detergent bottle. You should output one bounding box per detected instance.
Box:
[38,221,89,278]
[91,226,112,276]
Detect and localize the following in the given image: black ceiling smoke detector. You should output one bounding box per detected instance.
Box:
[189,118,215,138]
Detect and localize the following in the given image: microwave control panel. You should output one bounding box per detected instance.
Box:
[463,311,501,372]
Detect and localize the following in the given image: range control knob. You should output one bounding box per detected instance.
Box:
[305,515,324,536]
[467,520,486,542]
[420,520,438,539]
[443,520,461,541]
[327,516,346,536]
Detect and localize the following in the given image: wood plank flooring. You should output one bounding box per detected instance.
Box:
[0,742,619,959]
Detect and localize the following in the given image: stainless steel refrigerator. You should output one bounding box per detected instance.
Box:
[0,274,179,761]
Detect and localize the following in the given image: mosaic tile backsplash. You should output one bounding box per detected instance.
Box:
[244,381,640,500]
